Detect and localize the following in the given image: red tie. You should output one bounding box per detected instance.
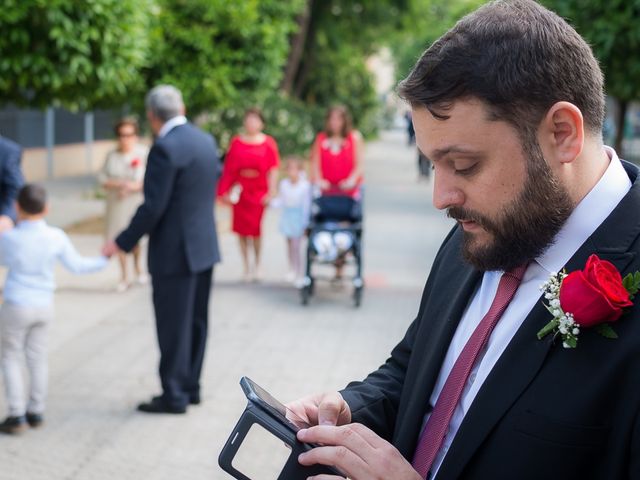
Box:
[412,265,527,478]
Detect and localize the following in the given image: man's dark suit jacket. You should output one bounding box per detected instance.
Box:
[0,136,24,221]
[116,122,220,274]
[341,161,640,479]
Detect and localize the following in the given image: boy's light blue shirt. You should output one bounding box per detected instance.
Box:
[0,219,108,307]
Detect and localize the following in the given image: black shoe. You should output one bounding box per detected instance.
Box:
[0,416,28,434]
[137,397,186,414]
[153,394,200,406]
[26,412,44,428]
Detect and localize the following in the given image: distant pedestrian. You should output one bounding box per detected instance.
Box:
[103,85,221,414]
[217,108,280,282]
[404,110,415,145]
[99,117,149,292]
[417,148,431,179]
[0,134,24,232]
[0,184,108,434]
[271,157,311,286]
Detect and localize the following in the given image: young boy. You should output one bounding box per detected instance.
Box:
[0,184,109,434]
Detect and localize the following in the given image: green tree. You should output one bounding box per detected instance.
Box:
[281,0,409,137]
[541,0,640,152]
[391,0,485,84]
[144,0,305,116]
[0,0,151,110]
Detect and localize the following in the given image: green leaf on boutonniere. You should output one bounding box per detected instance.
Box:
[595,324,618,339]
[536,318,559,340]
[623,272,640,300]
[563,336,578,348]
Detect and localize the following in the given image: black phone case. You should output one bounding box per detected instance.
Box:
[218,402,344,479]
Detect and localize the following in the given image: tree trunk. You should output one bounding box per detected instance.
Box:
[614,99,628,154]
[281,0,314,95]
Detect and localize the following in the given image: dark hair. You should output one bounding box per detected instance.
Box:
[113,117,139,137]
[18,184,47,215]
[398,0,604,137]
[324,105,352,138]
[244,107,265,124]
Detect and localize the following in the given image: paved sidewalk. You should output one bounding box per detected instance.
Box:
[0,130,454,480]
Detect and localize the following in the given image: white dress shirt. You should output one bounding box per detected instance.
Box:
[429,147,631,478]
[158,115,187,138]
[0,220,108,307]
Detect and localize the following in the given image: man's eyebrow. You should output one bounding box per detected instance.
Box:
[430,146,479,160]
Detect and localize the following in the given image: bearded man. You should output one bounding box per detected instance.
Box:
[287,1,640,479]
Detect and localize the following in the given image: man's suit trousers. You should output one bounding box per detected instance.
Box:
[151,268,213,409]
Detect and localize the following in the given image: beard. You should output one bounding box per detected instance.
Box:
[448,139,573,272]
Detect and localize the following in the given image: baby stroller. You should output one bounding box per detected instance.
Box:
[300,190,364,306]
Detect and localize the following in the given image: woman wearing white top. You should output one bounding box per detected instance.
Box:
[99,118,149,292]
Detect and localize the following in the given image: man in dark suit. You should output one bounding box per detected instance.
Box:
[289,1,640,478]
[103,85,220,414]
[0,135,24,232]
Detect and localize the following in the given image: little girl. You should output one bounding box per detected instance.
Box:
[271,157,311,285]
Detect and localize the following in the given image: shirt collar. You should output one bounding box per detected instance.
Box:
[17,219,46,229]
[535,146,631,274]
[158,115,187,138]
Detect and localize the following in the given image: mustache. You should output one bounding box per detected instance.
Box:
[447,207,495,232]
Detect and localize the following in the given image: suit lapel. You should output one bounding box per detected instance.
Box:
[436,161,640,478]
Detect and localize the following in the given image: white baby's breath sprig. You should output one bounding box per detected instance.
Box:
[536,271,580,348]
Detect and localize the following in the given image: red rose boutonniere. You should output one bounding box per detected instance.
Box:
[536,254,640,348]
[130,157,141,169]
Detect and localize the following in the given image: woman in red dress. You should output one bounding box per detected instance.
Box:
[218,108,280,281]
[309,105,364,280]
[310,105,363,197]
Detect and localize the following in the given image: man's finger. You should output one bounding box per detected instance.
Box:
[298,443,368,480]
[317,393,350,426]
[342,422,388,450]
[298,425,372,461]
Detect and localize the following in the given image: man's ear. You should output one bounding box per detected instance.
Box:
[540,101,584,164]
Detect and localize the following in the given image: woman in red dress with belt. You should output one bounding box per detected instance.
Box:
[218,108,280,281]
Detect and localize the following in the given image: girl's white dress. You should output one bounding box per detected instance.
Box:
[273,177,311,238]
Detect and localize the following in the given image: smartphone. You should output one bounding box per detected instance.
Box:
[240,376,311,432]
[218,377,345,480]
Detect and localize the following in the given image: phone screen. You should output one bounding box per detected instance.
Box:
[242,377,312,431]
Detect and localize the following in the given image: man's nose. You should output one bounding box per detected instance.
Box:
[432,170,464,210]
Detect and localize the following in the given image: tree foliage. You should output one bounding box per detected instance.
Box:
[542,0,640,103]
[283,0,409,138]
[541,0,640,151]
[391,0,486,84]
[144,0,305,116]
[204,93,323,157]
[0,0,151,110]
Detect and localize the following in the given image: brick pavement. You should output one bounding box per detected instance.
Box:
[0,130,454,480]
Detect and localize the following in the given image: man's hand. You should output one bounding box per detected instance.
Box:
[102,239,121,258]
[297,423,422,480]
[0,215,14,233]
[286,391,352,428]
